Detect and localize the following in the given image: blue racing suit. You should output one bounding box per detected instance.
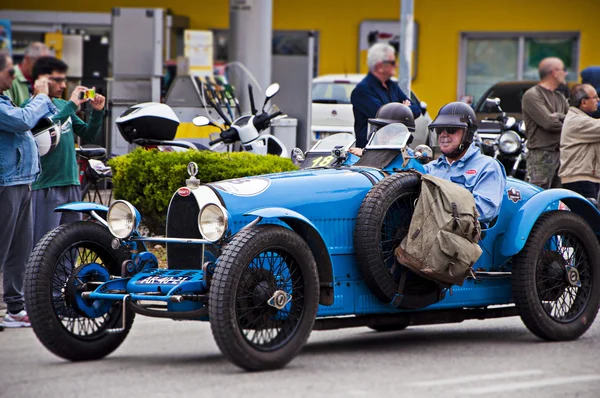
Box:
[424,143,507,223]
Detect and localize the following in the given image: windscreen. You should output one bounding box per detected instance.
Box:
[311,132,355,152]
[367,123,411,149]
[312,82,356,104]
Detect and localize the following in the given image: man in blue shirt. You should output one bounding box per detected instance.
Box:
[0,50,57,328]
[351,43,421,148]
[424,102,506,223]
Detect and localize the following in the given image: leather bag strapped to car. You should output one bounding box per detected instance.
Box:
[395,174,482,286]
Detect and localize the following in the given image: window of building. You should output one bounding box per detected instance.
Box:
[458,32,579,104]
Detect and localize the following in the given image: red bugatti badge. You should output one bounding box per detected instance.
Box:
[465,169,477,175]
[507,187,522,203]
[178,187,191,197]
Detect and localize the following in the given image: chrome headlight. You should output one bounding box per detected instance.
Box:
[198,203,228,242]
[518,120,526,134]
[107,200,140,239]
[498,131,522,155]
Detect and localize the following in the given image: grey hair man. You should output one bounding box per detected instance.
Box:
[521,57,569,189]
[559,83,600,200]
[350,42,421,148]
[0,49,58,328]
[4,41,50,106]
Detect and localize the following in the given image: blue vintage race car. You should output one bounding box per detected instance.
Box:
[25,124,600,371]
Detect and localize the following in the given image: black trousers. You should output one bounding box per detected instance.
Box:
[562,181,600,201]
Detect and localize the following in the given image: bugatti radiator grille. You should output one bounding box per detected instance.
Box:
[166,194,203,269]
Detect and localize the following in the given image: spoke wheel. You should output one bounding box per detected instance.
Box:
[209,225,319,371]
[25,222,134,361]
[355,172,442,309]
[512,211,600,341]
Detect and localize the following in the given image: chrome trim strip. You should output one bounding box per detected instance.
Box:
[129,236,211,244]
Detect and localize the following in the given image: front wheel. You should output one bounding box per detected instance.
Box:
[25,222,134,361]
[209,225,319,371]
[512,211,600,341]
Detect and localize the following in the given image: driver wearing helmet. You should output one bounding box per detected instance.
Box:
[425,102,507,223]
[349,102,415,157]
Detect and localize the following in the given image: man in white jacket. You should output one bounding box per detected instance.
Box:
[559,84,600,200]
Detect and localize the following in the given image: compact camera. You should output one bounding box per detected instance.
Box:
[79,88,96,100]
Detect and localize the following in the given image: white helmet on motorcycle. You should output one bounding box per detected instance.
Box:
[32,117,62,157]
[115,102,180,143]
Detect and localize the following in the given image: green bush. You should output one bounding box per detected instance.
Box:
[108,148,297,234]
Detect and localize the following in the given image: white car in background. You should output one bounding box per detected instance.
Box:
[311,74,434,148]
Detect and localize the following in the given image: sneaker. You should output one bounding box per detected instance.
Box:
[3,310,31,328]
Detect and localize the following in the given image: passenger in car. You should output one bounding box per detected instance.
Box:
[350,42,420,148]
[424,102,507,223]
[349,102,415,157]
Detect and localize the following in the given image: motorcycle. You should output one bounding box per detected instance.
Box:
[477,97,527,179]
[192,82,289,157]
[115,82,288,157]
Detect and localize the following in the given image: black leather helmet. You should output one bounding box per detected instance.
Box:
[430,101,478,155]
[368,102,416,131]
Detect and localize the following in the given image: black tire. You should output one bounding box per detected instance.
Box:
[354,172,442,309]
[209,224,319,371]
[512,211,600,341]
[81,177,113,206]
[25,222,134,361]
[368,323,409,332]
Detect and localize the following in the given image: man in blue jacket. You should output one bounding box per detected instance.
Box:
[351,42,421,148]
[0,50,57,328]
[424,101,506,223]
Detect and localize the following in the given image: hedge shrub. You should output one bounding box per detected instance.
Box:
[108,148,298,234]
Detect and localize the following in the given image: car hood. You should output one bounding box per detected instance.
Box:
[208,167,384,223]
[311,103,354,129]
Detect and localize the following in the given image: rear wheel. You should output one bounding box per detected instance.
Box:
[512,211,600,341]
[209,225,319,371]
[25,222,134,361]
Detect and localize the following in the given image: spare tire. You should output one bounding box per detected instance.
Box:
[354,172,442,309]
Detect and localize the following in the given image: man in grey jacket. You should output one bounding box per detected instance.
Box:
[522,57,569,189]
[559,84,600,200]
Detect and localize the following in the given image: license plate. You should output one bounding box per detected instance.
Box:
[135,275,191,285]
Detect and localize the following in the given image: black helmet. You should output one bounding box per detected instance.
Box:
[369,102,416,131]
[430,101,478,156]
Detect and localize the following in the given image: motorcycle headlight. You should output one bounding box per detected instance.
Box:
[498,131,522,155]
[198,203,228,242]
[107,200,140,239]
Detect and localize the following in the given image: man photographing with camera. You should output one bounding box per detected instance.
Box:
[24,56,106,248]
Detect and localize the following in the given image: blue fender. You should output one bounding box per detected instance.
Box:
[500,189,600,257]
[244,207,334,306]
[55,202,109,214]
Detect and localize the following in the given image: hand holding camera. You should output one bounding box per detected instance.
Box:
[70,86,89,108]
[69,86,105,110]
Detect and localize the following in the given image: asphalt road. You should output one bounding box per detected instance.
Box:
[1,315,599,398]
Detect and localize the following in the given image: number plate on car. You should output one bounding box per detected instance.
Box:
[135,275,191,285]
